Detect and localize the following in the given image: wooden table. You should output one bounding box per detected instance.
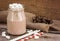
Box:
[0,24,60,41]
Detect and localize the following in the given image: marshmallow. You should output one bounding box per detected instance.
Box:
[2,31,6,34]
[30,30,33,31]
[34,35,39,39]
[27,30,33,33]
[2,33,6,37]
[6,36,10,39]
[9,3,23,11]
[2,31,6,37]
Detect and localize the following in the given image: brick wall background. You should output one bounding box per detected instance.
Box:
[0,0,60,20]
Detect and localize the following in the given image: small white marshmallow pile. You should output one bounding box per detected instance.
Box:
[2,31,10,39]
[9,3,23,11]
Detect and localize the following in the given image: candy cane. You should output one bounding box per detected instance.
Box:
[10,30,40,41]
[18,32,44,41]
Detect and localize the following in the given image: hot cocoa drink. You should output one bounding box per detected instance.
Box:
[7,3,26,35]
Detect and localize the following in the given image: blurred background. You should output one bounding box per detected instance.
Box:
[0,0,60,20]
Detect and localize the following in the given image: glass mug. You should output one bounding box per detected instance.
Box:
[7,3,26,35]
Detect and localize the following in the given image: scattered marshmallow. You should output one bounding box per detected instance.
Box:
[30,30,33,32]
[2,31,6,34]
[27,31,30,33]
[2,33,6,37]
[27,30,33,33]
[34,33,40,36]
[2,31,10,39]
[34,36,39,39]
[34,35,40,39]
[6,35,10,39]
[2,31,6,37]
